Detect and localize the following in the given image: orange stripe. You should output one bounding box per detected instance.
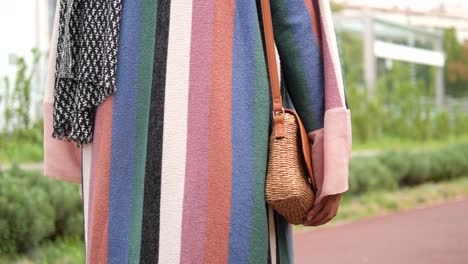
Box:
[88,97,114,264]
[203,0,235,262]
[304,0,323,55]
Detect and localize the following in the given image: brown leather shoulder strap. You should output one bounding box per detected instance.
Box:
[261,0,285,138]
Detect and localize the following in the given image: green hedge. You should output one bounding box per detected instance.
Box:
[349,142,468,194]
[0,165,83,254]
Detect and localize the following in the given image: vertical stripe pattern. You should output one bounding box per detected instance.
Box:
[179,0,213,262]
[129,0,157,262]
[228,0,256,262]
[249,2,271,261]
[269,206,278,264]
[158,0,193,262]
[106,0,140,261]
[81,142,92,260]
[68,0,347,263]
[270,0,324,132]
[204,0,235,262]
[139,0,171,262]
[317,0,346,109]
[88,97,113,264]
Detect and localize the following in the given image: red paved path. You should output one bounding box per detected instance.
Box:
[293,198,468,264]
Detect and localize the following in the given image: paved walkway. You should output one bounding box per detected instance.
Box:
[0,162,43,172]
[293,198,468,264]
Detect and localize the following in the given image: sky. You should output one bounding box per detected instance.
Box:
[0,1,36,73]
[333,0,468,15]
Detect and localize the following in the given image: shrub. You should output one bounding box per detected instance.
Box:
[432,110,452,140]
[399,143,468,186]
[349,156,396,194]
[453,106,468,136]
[0,165,82,254]
[378,151,412,183]
[348,142,468,195]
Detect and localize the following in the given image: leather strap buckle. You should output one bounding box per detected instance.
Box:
[273,107,285,118]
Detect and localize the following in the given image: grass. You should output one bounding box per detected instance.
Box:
[0,237,84,264]
[352,135,468,152]
[296,176,468,231]
[0,123,44,164]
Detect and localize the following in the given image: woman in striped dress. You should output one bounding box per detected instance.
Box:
[43,0,351,263]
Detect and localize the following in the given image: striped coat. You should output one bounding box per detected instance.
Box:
[43,0,351,263]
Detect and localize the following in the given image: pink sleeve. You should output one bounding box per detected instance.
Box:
[43,0,82,184]
[307,0,352,205]
[308,109,351,205]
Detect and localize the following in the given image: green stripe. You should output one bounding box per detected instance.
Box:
[129,0,158,262]
[270,0,316,131]
[248,17,271,263]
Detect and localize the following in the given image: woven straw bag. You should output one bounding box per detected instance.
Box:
[261,0,317,225]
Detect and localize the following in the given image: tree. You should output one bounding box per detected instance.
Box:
[444,28,468,97]
[0,48,42,133]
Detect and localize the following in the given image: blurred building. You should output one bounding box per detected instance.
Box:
[331,3,462,108]
[336,2,468,42]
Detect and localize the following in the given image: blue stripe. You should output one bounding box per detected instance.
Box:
[283,0,325,128]
[107,0,141,263]
[228,0,257,262]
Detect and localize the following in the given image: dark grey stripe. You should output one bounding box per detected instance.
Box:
[140,0,172,262]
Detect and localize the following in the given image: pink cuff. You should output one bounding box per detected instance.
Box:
[43,102,82,184]
[308,107,351,205]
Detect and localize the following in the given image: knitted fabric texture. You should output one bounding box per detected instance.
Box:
[52,0,122,147]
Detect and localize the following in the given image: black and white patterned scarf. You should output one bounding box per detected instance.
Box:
[52,0,122,147]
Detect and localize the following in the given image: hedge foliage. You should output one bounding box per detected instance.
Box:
[349,142,468,195]
[0,165,83,254]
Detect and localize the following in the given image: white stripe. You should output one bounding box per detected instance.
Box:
[319,0,346,107]
[158,0,193,263]
[269,206,277,264]
[82,143,92,257]
[275,42,282,87]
